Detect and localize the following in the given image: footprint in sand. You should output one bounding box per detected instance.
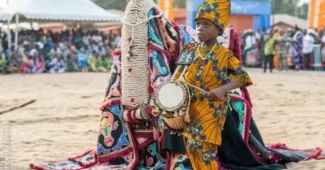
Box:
[290,91,301,94]
[81,95,94,99]
[274,84,284,87]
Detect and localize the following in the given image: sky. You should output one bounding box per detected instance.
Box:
[299,0,309,6]
[0,0,6,8]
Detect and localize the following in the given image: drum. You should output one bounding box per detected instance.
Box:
[155,81,189,113]
[154,66,191,131]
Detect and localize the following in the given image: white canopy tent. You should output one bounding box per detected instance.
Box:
[7,0,121,22]
[3,0,122,49]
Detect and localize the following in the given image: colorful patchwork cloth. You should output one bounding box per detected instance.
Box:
[30,6,196,170]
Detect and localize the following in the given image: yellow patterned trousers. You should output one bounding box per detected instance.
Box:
[186,139,219,170]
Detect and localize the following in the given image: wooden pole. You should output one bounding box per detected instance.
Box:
[0,99,36,115]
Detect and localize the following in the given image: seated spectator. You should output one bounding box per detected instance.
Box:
[98,45,106,57]
[66,54,78,72]
[77,47,88,72]
[50,43,62,58]
[32,51,45,74]
[20,52,34,73]
[49,55,66,73]
[6,45,15,58]
[88,50,99,72]
[7,53,21,74]
[0,53,7,74]
[99,54,111,72]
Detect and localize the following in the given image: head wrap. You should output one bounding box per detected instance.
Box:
[195,0,231,32]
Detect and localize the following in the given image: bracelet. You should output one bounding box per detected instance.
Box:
[140,105,150,120]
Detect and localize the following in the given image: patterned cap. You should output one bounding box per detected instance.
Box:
[195,0,231,32]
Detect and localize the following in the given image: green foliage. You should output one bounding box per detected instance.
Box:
[92,0,127,10]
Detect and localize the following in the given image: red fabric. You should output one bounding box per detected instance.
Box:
[100,99,120,111]
[165,152,172,170]
[111,49,121,57]
[227,28,253,108]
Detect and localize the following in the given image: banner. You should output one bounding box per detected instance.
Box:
[231,1,271,15]
[309,0,325,30]
[186,0,204,28]
[158,0,174,21]
[186,0,271,30]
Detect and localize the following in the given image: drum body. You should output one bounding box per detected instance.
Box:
[154,81,190,131]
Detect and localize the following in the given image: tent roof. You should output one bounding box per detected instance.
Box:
[271,14,308,30]
[6,0,121,22]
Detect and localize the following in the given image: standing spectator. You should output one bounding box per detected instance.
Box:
[291,26,304,71]
[303,28,315,70]
[276,30,290,71]
[259,27,267,61]
[255,29,261,41]
[321,30,325,65]
[244,29,256,63]
[263,30,276,73]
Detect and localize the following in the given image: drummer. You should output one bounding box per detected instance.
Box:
[180,0,253,169]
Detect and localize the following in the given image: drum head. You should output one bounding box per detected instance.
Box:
[156,82,186,111]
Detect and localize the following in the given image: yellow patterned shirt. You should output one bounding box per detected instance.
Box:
[181,43,253,146]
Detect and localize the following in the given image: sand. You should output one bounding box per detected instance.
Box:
[1,69,325,170]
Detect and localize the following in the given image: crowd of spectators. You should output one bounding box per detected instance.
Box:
[0,29,120,74]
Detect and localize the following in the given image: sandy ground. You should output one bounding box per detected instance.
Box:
[1,69,325,170]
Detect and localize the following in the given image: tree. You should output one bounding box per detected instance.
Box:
[92,0,127,10]
[298,3,308,19]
